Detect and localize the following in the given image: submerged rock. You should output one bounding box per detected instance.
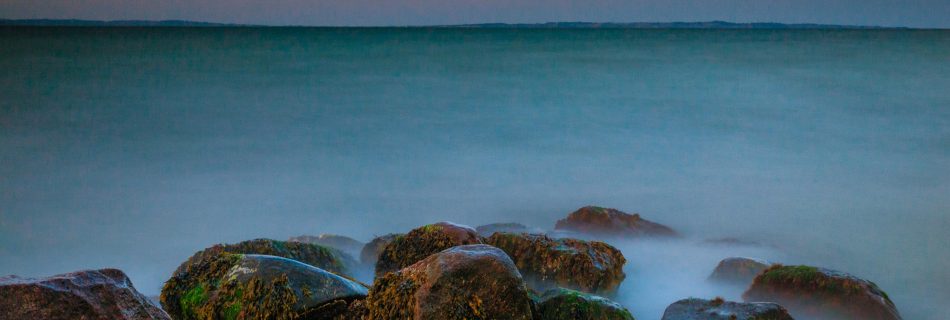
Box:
[708,257,772,286]
[661,297,793,320]
[175,238,357,279]
[555,206,677,238]
[289,234,365,258]
[475,222,537,237]
[366,244,534,319]
[536,288,635,320]
[359,233,402,265]
[485,232,626,295]
[0,268,169,320]
[161,253,368,320]
[374,222,482,277]
[743,265,902,320]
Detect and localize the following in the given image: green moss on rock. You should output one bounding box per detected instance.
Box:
[537,288,635,320]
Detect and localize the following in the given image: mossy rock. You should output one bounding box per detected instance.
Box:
[289,234,365,258]
[743,265,902,320]
[161,253,368,320]
[661,297,793,320]
[173,238,357,279]
[708,257,772,286]
[366,244,534,320]
[374,222,481,277]
[485,232,626,295]
[554,206,677,238]
[536,288,634,320]
[359,233,403,265]
[0,268,170,320]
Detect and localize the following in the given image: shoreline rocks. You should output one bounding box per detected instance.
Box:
[161,253,368,320]
[661,297,793,320]
[0,268,169,320]
[360,233,402,265]
[374,222,481,277]
[555,206,677,239]
[366,244,534,319]
[743,265,902,320]
[708,257,772,286]
[174,238,357,279]
[485,232,626,295]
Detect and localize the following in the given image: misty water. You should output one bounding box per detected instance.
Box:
[1,27,948,319]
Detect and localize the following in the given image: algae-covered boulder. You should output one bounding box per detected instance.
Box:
[359,233,402,265]
[374,222,482,277]
[161,253,368,320]
[743,265,902,320]
[0,268,170,320]
[708,257,772,286]
[476,222,536,237]
[536,288,635,320]
[555,206,677,238]
[661,297,793,320]
[289,234,365,258]
[366,244,534,319]
[485,232,626,295]
[175,238,357,279]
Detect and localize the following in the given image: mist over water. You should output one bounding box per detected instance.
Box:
[1,28,948,319]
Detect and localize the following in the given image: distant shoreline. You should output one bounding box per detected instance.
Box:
[0,19,917,29]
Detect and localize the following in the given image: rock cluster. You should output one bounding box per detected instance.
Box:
[373,222,482,277]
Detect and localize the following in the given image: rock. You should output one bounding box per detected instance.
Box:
[708,257,772,285]
[161,253,368,320]
[485,232,626,295]
[742,265,902,320]
[536,288,635,320]
[175,238,357,279]
[0,268,170,320]
[289,234,365,258]
[661,297,793,320]
[359,233,402,265]
[374,222,482,277]
[555,206,677,238]
[475,222,538,237]
[365,244,534,319]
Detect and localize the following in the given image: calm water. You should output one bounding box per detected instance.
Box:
[1,27,948,319]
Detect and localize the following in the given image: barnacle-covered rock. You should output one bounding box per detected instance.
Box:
[743,265,902,320]
[359,233,402,265]
[174,238,357,279]
[374,222,481,277]
[0,268,169,320]
[485,232,626,294]
[289,234,365,258]
[161,253,368,320]
[536,288,635,320]
[366,244,534,320]
[662,297,792,320]
[555,206,677,238]
[708,257,772,286]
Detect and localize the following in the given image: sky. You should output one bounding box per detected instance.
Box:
[1,0,950,28]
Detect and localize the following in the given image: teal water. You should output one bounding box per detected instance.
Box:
[1,27,948,319]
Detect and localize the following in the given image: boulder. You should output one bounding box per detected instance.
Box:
[661,297,793,320]
[485,232,626,295]
[374,222,481,277]
[536,288,635,320]
[175,238,357,279]
[743,265,902,320]
[289,234,365,258]
[366,244,534,319]
[359,233,402,265]
[161,253,368,320]
[555,206,677,238]
[0,268,170,320]
[475,222,537,237]
[708,257,772,285]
